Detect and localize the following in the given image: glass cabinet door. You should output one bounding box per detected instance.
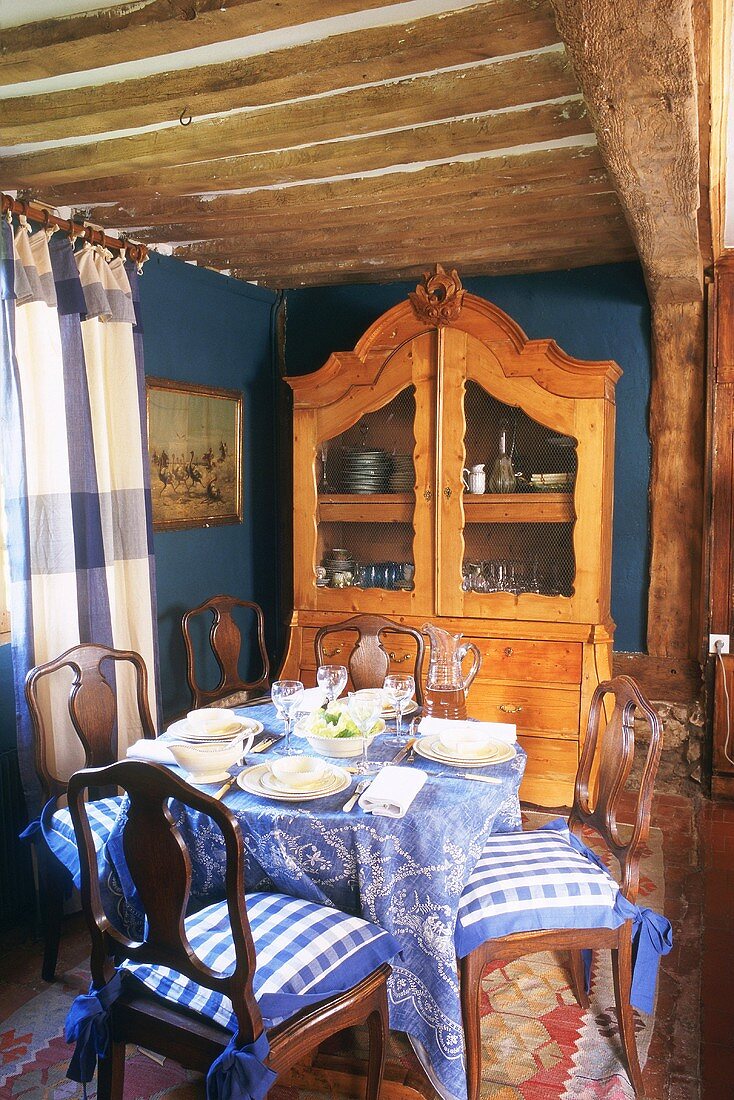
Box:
[315,387,418,596]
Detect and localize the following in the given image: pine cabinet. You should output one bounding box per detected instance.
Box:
[281,268,620,806]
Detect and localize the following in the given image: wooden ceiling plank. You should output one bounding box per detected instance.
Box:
[0,0,408,86]
[39,101,592,205]
[82,148,610,229]
[550,0,702,304]
[4,52,578,186]
[3,1,561,141]
[131,188,624,243]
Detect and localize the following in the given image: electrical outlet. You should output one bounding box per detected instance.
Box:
[709,633,730,654]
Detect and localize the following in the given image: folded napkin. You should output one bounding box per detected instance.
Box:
[126,738,177,766]
[417,717,517,744]
[358,765,427,818]
[298,687,328,712]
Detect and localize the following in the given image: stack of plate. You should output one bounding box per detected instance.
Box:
[323,549,356,582]
[166,713,262,744]
[389,453,415,492]
[529,472,573,491]
[238,761,351,801]
[341,449,392,493]
[414,734,516,768]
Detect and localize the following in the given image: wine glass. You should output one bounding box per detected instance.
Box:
[347,691,381,774]
[270,680,304,756]
[317,664,348,708]
[383,673,415,745]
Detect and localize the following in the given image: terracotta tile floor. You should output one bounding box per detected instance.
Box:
[1,791,732,1099]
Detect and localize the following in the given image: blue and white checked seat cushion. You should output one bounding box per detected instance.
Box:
[50,797,123,859]
[122,891,400,1030]
[455,819,623,958]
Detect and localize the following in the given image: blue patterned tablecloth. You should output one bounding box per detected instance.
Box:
[89,703,526,1100]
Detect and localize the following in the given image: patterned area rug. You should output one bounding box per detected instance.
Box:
[0,814,664,1100]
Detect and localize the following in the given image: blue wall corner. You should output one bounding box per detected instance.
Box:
[284,263,650,651]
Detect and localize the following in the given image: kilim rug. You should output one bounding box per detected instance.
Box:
[0,813,665,1100]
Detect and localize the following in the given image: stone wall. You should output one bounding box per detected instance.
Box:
[631,698,705,796]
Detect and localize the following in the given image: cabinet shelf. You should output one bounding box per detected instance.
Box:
[317,492,574,524]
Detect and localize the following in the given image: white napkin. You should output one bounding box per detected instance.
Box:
[298,687,328,712]
[126,737,177,765]
[417,717,517,744]
[358,765,427,818]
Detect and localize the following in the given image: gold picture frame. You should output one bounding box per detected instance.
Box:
[146,376,243,530]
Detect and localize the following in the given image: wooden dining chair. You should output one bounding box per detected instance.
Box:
[182,594,271,709]
[25,642,156,981]
[455,676,665,1100]
[314,613,425,704]
[66,759,394,1100]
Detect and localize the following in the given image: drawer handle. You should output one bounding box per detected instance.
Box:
[322,644,344,658]
[388,651,411,664]
[499,704,523,714]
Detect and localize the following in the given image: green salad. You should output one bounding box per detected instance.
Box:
[302,699,385,739]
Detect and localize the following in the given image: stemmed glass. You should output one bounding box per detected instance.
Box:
[347,691,381,774]
[383,673,415,745]
[316,664,348,708]
[271,679,304,756]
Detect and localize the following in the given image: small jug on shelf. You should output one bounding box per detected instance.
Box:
[422,623,482,720]
[487,427,516,493]
[462,463,486,494]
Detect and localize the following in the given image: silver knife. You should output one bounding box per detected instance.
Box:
[390,737,417,765]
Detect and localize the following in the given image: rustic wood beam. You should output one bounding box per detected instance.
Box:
[3,2,560,143]
[549,0,702,305]
[39,100,591,205]
[227,240,638,288]
[0,0,406,85]
[709,0,732,256]
[647,298,706,657]
[611,653,701,703]
[4,51,577,187]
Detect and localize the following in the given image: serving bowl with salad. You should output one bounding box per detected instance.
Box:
[298,699,386,758]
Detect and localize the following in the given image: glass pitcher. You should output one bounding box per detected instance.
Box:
[422,623,482,720]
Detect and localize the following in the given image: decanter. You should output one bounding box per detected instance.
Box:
[488,427,516,493]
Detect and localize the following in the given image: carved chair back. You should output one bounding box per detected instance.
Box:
[182,595,270,709]
[569,675,663,904]
[314,614,425,704]
[67,759,264,1045]
[25,643,156,802]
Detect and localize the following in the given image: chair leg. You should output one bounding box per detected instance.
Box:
[364,991,388,1100]
[568,949,590,1009]
[39,848,67,982]
[97,1039,125,1100]
[459,950,486,1100]
[611,932,644,1097]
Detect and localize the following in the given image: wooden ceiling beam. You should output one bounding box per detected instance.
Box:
[78,144,607,229]
[550,0,702,305]
[5,52,577,187]
[3,2,561,143]
[39,101,592,206]
[0,0,407,85]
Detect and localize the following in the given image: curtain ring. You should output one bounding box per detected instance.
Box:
[179,106,192,126]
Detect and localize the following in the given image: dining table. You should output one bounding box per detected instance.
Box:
[46,700,527,1100]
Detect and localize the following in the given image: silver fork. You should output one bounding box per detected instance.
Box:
[342,778,372,812]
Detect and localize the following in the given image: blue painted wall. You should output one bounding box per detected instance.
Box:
[284,263,650,651]
[141,255,280,719]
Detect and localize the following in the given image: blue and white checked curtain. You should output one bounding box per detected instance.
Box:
[0,217,160,811]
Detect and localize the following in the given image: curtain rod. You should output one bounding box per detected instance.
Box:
[1,193,148,265]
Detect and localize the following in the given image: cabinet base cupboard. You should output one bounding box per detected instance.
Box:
[281,267,620,807]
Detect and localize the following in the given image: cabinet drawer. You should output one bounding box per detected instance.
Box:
[469,637,582,684]
[299,627,420,671]
[468,682,580,738]
[518,735,578,807]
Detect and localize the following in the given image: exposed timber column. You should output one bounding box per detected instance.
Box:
[550,0,705,658]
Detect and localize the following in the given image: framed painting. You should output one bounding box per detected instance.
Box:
[146,377,243,530]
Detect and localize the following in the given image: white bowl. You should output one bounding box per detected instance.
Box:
[168,736,245,782]
[304,725,383,759]
[437,727,493,758]
[186,708,242,737]
[270,755,328,789]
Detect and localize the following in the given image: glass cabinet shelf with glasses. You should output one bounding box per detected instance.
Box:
[282,268,621,808]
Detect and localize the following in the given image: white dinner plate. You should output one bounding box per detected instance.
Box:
[260,770,337,796]
[237,762,350,801]
[381,699,419,719]
[414,734,516,768]
[166,717,263,743]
